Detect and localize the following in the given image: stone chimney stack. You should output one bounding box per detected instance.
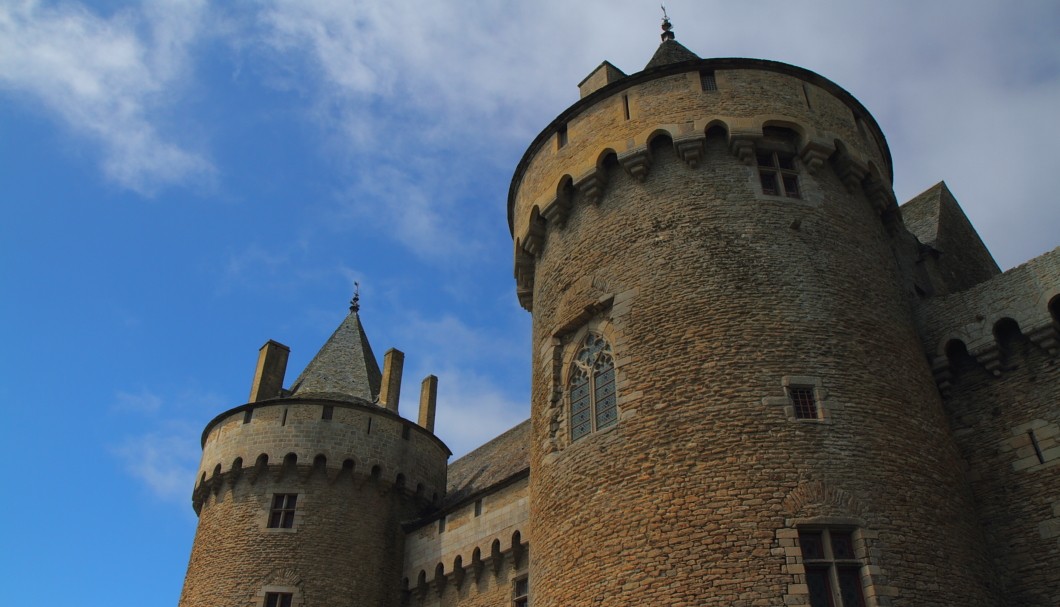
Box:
[418,375,438,433]
[380,348,404,413]
[248,340,290,402]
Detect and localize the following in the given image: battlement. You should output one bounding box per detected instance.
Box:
[193,398,450,512]
[510,59,898,311]
[916,248,1060,393]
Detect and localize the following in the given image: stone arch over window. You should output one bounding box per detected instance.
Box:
[568,331,618,441]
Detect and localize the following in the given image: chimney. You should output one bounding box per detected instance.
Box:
[249,340,290,402]
[418,375,438,433]
[380,348,404,413]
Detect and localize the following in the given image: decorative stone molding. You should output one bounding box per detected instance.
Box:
[798,140,833,175]
[673,134,706,168]
[728,135,756,165]
[617,148,652,181]
[833,151,869,192]
[541,195,571,228]
[574,169,605,204]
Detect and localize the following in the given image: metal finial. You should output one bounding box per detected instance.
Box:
[350,282,360,313]
[660,5,675,41]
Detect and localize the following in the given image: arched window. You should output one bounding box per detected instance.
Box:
[569,333,618,441]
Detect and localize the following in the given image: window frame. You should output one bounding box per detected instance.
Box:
[798,528,867,607]
[267,493,298,529]
[757,149,801,198]
[568,332,618,442]
[264,592,293,607]
[512,574,529,607]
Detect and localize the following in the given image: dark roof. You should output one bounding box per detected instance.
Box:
[288,311,382,402]
[443,419,530,508]
[900,181,946,247]
[644,38,700,69]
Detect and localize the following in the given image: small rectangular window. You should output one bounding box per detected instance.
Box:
[798,528,866,607]
[474,499,483,517]
[757,151,801,199]
[321,405,333,421]
[760,172,779,196]
[268,494,298,529]
[438,516,446,533]
[700,70,717,91]
[789,386,818,419]
[557,124,568,149]
[622,94,630,120]
[513,575,529,607]
[264,592,293,607]
[244,409,253,424]
[281,408,288,426]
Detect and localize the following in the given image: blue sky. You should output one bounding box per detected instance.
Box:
[1,1,1058,605]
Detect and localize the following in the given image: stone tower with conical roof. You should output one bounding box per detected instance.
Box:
[178,302,450,607]
[509,19,1013,607]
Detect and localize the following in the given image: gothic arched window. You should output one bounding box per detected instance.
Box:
[569,333,617,441]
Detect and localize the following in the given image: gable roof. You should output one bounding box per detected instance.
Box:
[443,419,530,508]
[288,311,382,402]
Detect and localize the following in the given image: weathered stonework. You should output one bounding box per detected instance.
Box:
[178,30,1059,607]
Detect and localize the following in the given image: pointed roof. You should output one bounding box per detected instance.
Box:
[288,310,382,403]
[645,38,700,70]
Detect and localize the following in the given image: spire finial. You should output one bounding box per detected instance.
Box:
[350,282,360,313]
[660,5,675,41]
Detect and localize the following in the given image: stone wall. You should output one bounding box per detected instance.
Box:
[514,61,998,606]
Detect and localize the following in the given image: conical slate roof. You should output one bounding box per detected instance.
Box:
[288,310,382,402]
[645,38,700,69]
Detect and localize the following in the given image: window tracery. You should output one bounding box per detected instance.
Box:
[569,333,617,441]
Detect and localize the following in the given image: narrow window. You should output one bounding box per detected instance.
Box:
[758,151,801,199]
[267,494,297,529]
[243,409,253,424]
[474,499,483,517]
[438,516,446,534]
[513,575,529,607]
[557,124,568,149]
[569,332,618,441]
[264,592,293,607]
[802,83,813,110]
[367,417,372,434]
[789,386,818,419]
[622,94,630,120]
[321,405,333,421]
[799,529,866,607]
[281,408,288,426]
[700,70,717,91]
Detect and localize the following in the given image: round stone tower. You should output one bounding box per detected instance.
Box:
[510,24,998,607]
[179,305,449,607]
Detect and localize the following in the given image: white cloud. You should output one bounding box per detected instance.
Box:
[429,367,528,459]
[112,388,163,414]
[112,423,201,502]
[0,0,213,194]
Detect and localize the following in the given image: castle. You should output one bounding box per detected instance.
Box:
[178,20,1059,607]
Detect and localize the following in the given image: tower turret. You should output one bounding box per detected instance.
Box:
[510,27,998,607]
[179,304,450,607]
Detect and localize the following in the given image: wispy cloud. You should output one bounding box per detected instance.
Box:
[0,0,213,194]
[112,424,201,502]
[112,388,163,414]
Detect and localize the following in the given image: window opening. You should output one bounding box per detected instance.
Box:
[367,417,372,434]
[799,529,865,607]
[570,333,618,441]
[321,405,333,421]
[438,516,446,534]
[700,70,717,91]
[622,94,630,120]
[758,151,801,198]
[789,386,818,419]
[513,575,529,607]
[264,592,293,607]
[281,408,288,426]
[557,124,568,149]
[243,409,253,424]
[268,494,297,529]
[474,499,483,517]
[802,83,813,110]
